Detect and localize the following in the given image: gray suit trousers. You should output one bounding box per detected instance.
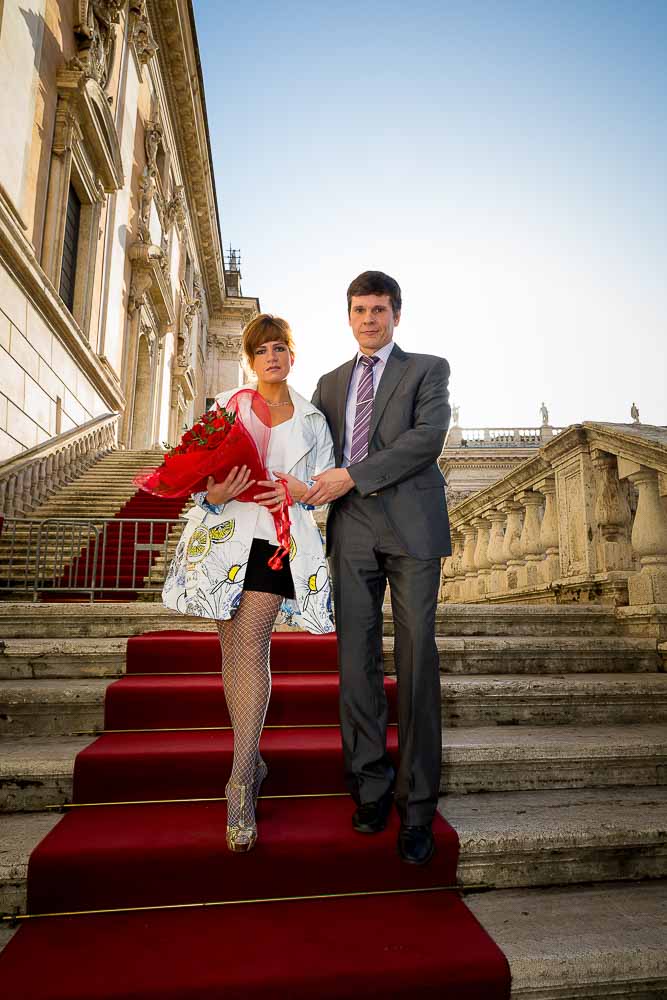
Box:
[329,492,442,826]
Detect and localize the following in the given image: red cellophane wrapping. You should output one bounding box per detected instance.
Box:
[134,389,291,569]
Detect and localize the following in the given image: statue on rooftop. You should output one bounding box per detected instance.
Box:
[539,401,549,426]
[452,404,460,426]
[631,402,640,424]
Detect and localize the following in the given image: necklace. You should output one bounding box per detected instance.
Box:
[264,400,293,407]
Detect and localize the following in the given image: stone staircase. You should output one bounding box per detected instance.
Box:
[0,449,188,598]
[0,601,666,996]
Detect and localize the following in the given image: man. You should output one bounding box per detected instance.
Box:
[303,271,451,865]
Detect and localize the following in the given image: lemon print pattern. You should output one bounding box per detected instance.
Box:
[187,526,211,562]
[210,520,235,544]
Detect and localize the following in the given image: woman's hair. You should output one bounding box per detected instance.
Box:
[242,314,295,364]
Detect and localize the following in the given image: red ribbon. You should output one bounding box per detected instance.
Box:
[267,477,293,571]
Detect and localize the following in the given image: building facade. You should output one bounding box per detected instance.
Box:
[0,0,257,466]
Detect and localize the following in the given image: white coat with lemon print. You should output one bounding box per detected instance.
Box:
[162,386,336,634]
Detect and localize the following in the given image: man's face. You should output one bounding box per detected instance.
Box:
[348,294,400,356]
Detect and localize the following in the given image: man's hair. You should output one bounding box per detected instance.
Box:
[346,271,402,317]
[242,313,295,362]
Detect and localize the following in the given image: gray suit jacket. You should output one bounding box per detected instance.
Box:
[312,343,452,560]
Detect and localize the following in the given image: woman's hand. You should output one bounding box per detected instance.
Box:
[271,471,308,502]
[206,466,254,506]
[254,478,290,512]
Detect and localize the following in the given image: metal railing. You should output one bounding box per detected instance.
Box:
[0,517,183,601]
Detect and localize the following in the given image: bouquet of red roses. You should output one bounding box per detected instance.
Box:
[134,389,291,569]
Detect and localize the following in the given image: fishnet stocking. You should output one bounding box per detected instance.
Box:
[216,590,281,832]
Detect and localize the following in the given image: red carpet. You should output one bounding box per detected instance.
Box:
[0,630,511,998]
[53,490,187,599]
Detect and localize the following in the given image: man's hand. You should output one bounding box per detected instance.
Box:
[301,468,354,505]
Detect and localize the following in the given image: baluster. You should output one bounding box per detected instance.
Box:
[449,530,465,602]
[486,509,507,593]
[592,450,633,572]
[518,489,545,588]
[35,458,48,507]
[6,474,17,516]
[55,449,67,490]
[44,454,56,497]
[20,467,34,512]
[535,476,560,583]
[472,516,492,597]
[618,462,667,605]
[460,524,478,602]
[500,500,523,591]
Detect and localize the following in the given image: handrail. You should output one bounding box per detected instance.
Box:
[0,412,119,516]
[0,411,119,476]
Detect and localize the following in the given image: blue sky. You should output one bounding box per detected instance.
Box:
[194,0,666,427]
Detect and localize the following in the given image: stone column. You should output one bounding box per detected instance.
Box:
[472,516,492,598]
[518,489,545,588]
[500,500,524,591]
[486,508,507,594]
[534,475,560,583]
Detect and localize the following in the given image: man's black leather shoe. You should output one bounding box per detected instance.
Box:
[397,824,435,865]
[352,788,394,834]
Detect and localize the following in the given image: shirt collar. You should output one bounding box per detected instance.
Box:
[356,340,394,366]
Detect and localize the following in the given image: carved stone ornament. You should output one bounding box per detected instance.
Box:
[73,1,125,90]
[141,326,157,363]
[144,118,164,175]
[129,0,159,66]
[215,334,242,361]
[52,67,123,191]
[164,185,186,231]
[127,241,174,328]
[137,166,155,243]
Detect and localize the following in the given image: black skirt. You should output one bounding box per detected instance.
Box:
[243,538,295,600]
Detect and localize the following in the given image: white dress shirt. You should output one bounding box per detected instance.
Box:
[342,340,395,467]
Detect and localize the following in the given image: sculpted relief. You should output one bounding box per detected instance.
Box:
[73,1,125,89]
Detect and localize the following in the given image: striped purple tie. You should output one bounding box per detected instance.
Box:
[349,355,379,464]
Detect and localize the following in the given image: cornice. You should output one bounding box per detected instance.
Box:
[583,421,667,475]
[146,0,225,315]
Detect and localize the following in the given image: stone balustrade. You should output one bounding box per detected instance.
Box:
[446,425,564,448]
[441,422,667,613]
[0,413,119,516]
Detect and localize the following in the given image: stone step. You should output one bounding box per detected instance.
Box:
[2,881,664,995]
[447,786,667,889]
[467,880,667,998]
[3,672,666,737]
[0,635,656,680]
[2,724,665,812]
[0,736,91,812]
[2,787,666,918]
[0,602,624,638]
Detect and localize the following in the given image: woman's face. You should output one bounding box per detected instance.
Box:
[251,339,293,383]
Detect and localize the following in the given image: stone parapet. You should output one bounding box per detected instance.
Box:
[442,421,667,610]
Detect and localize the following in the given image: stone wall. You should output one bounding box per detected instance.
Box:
[0,0,259,472]
[0,259,106,460]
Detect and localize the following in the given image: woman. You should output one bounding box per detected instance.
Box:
[163,314,334,853]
